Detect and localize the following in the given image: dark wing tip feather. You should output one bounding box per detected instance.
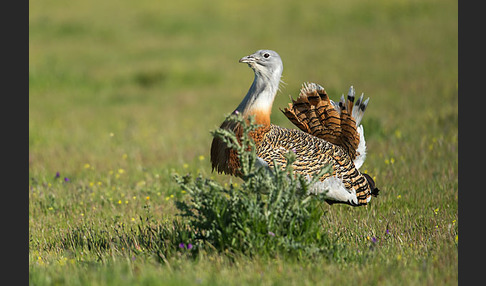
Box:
[362,173,380,197]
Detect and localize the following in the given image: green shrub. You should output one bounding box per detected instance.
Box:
[174,114,335,259]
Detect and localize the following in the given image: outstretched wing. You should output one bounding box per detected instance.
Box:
[280,83,369,160]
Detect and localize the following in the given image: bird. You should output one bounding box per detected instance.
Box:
[210,49,379,206]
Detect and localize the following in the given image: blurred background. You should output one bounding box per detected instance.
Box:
[29,0,457,180]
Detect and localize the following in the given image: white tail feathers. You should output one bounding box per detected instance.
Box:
[354,125,367,169]
[352,93,369,127]
[327,85,370,128]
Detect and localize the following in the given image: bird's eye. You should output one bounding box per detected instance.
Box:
[263,53,270,58]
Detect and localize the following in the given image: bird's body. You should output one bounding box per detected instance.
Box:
[210,50,379,206]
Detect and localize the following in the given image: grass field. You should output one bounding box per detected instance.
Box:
[29,0,458,284]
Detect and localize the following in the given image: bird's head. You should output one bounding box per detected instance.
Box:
[239,49,283,81]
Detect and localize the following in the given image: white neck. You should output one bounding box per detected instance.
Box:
[235,67,282,117]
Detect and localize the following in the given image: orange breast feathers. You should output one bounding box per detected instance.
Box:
[210,108,271,176]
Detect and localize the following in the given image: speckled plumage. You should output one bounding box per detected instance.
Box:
[255,124,372,205]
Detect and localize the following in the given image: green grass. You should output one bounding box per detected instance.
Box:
[29,0,458,284]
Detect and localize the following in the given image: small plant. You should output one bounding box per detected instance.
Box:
[174,114,335,259]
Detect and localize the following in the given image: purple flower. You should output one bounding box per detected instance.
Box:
[268,231,275,237]
[55,172,60,178]
[386,229,390,235]
[371,237,377,243]
[64,177,70,182]
[179,242,193,250]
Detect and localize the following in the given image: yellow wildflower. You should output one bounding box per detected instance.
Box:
[394,129,402,139]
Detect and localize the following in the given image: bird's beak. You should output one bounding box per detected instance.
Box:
[239,54,256,63]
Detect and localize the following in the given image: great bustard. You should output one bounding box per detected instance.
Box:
[210,49,379,206]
